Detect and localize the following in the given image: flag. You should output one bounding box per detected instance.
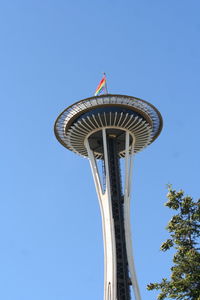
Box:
[94,75,107,96]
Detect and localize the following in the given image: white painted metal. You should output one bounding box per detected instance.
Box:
[85,127,141,300]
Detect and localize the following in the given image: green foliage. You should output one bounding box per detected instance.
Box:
[147,186,200,299]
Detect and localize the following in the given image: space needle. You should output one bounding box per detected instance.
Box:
[54,77,163,300]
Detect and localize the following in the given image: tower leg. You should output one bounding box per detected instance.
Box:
[124,132,141,300]
[85,129,117,300]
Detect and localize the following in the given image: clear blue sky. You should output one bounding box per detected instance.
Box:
[0,1,199,299]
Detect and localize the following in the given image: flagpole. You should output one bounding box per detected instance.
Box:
[104,72,108,94]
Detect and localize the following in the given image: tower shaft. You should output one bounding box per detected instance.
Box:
[107,137,130,300]
[85,129,141,300]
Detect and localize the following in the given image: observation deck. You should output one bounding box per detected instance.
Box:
[54,94,163,159]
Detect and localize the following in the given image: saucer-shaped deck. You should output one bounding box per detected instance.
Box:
[54,94,163,158]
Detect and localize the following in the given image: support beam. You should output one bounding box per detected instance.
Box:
[85,128,141,300]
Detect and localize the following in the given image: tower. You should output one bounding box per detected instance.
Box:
[54,94,163,300]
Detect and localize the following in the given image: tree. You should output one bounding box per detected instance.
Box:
[147,186,200,300]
